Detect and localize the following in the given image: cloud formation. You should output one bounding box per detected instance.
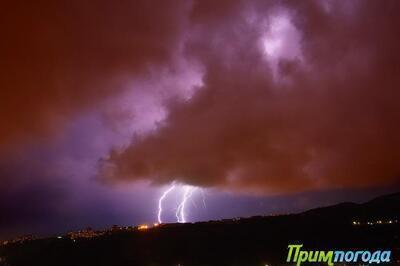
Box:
[0,0,188,148]
[3,0,400,240]
[104,0,400,193]
[1,0,399,195]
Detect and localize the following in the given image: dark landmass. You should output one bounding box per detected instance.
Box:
[1,192,400,266]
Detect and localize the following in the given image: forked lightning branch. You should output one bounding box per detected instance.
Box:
[157,183,204,224]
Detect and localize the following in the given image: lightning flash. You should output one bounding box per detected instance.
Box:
[157,184,200,224]
[176,186,197,223]
[157,184,175,223]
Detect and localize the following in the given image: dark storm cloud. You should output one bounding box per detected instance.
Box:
[105,0,400,193]
[1,0,399,197]
[0,0,189,148]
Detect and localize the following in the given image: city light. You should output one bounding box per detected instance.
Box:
[352,220,398,226]
[138,225,149,230]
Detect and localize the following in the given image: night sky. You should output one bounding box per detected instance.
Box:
[1,0,400,240]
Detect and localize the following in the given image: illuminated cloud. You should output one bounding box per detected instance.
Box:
[0,0,190,149]
[261,11,302,61]
[1,0,400,240]
[1,0,399,201]
[103,0,400,194]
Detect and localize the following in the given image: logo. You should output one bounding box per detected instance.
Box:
[287,244,392,265]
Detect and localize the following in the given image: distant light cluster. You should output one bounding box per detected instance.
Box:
[352,220,398,226]
[1,235,36,246]
[1,223,165,246]
[137,224,149,230]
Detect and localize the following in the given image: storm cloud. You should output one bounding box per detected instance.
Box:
[1,0,400,240]
[1,1,400,238]
[0,0,189,148]
[104,0,400,193]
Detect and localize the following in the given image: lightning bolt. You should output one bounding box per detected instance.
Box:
[158,184,175,224]
[200,189,207,209]
[157,184,203,224]
[176,186,197,223]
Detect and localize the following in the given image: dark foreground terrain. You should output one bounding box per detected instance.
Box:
[1,193,400,266]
